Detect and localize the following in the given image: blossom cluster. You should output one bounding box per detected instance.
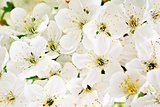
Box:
[0,0,160,107]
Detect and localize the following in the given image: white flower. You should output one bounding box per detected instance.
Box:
[83,2,128,42]
[41,21,62,59]
[0,73,25,107]
[55,0,101,50]
[146,0,160,35]
[119,0,154,42]
[24,76,67,107]
[108,70,145,100]
[67,78,103,107]
[132,69,160,107]
[72,39,122,74]
[7,36,48,75]
[126,41,160,74]
[10,3,50,38]
[37,61,78,83]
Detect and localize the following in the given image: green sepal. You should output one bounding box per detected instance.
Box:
[26,75,49,83]
[3,66,7,73]
[101,69,105,74]
[77,72,80,78]
[54,7,59,10]
[112,102,125,107]
[17,35,28,39]
[138,92,147,98]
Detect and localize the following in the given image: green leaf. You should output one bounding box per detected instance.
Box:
[17,35,28,39]
[138,92,146,98]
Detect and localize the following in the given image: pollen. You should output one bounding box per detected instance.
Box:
[119,76,138,96]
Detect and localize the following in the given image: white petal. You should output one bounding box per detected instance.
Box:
[44,20,62,42]
[135,41,153,60]
[10,41,30,62]
[105,40,122,58]
[82,69,101,88]
[1,72,17,85]
[61,62,78,81]
[108,72,127,97]
[30,36,47,56]
[60,34,80,51]
[0,46,9,69]
[111,0,125,5]
[132,95,155,107]
[82,35,94,51]
[147,69,160,91]
[94,35,111,56]
[7,61,27,75]
[68,0,83,15]
[32,3,51,18]
[55,8,82,33]
[72,53,93,69]
[133,24,155,42]
[67,78,83,95]
[11,8,27,23]
[24,84,43,101]
[130,0,146,8]
[44,76,66,95]
[125,58,144,71]
[35,15,49,33]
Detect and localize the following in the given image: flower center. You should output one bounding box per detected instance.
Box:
[151,10,160,20]
[97,57,108,66]
[97,58,105,66]
[96,23,111,36]
[6,91,15,102]
[99,23,107,32]
[72,20,85,29]
[43,98,54,106]
[25,52,41,65]
[119,77,137,96]
[24,17,37,34]
[144,60,157,72]
[48,40,56,51]
[126,15,139,34]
